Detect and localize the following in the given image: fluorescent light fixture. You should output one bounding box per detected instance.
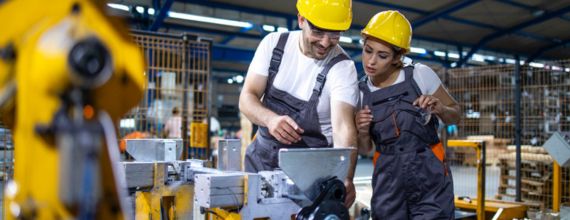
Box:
[552,66,562,71]
[450,62,457,68]
[448,53,460,59]
[148,8,155,15]
[359,39,364,45]
[565,68,570,72]
[227,78,234,84]
[529,62,544,68]
[262,25,275,32]
[434,51,445,57]
[168,11,253,28]
[277,27,288,32]
[107,3,129,11]
[410,47,426,54]
[472,54,485,62]
[135,6,144,14]
[120,119,136,129]
[486,55,496,61]
[506,58,516,64]
[340,36,352,43]
[235,75,244,84]
[520,61,525,65]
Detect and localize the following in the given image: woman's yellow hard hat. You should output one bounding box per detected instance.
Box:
[362,10,412,51]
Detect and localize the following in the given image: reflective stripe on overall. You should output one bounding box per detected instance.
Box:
[360,66,455,220]
[244,33,349,172]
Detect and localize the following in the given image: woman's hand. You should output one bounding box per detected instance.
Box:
[355,105,373,135]
[413,95,443,115]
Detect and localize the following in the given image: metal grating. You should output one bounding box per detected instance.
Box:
[443,60,570,212]
[126,31,212,160]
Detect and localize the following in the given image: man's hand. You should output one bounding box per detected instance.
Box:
[344,178,356,208]
[267,115,304,144]
[355,105,373,135]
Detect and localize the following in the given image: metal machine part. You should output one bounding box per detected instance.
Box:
[126,139,183,162]
[296,178,349,220]
[122,141,355,220]
[279,148,352,201]
[217,139,242,171]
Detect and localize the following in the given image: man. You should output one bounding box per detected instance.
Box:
[239,0,358,207]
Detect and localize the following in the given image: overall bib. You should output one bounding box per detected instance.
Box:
[244,33,349,172]
[360,66,454,219]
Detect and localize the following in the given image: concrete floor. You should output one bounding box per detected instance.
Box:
[354,157,570,219]
[354,157,500,201]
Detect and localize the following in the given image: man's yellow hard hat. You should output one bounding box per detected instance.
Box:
[297,0,352,31]
[362,10,412,51]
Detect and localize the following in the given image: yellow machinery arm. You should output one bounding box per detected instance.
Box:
[0,0,145,219]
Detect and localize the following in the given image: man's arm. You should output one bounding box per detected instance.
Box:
[239,73,303,144]
[331,100,357,207]
[239,73,273,126]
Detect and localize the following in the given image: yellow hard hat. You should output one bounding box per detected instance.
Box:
[362,10,412,51]
[297,0,352,31]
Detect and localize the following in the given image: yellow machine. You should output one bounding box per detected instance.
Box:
[448,140,528,220]
[0,0,145,219]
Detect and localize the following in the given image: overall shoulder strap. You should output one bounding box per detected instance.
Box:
[312,53,349,98]
[266,33,289,87]
[404,65,423,96]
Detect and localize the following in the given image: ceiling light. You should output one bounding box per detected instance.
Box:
[262,25,275,32]
[340,36,352,43]
[434,51,445,57]
[410,47,426,54]
[472,54,485,62]
[107,3,129,11]
[529,62,544,68]
[168,11,253,28]
[448,53,460,59]
[277,27,288,32]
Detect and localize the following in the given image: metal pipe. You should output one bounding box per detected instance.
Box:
[514,55,522,202]
[553,161,561,212]
[477,141,486,220]
[182,34,189,159]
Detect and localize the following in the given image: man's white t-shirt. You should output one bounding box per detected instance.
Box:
[247,31,359,144]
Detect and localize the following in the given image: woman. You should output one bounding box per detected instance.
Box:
[355,11,460,219]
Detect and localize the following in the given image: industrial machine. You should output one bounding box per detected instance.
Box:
[122,139,356,220]
[0,0,145,219]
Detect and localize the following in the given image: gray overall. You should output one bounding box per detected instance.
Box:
[360,66,455,219]
[244,33,349,172]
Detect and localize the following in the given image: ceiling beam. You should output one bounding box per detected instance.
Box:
[149,0,174,31]
[354,0,561,44]
[525,38,570,63]
[412,0,478,28]
[496,0,570,22]
[181,0,296,20]
[457,5,570,66]
[138,0,565,53]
